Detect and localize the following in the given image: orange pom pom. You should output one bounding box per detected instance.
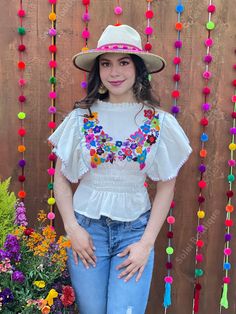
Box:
[18,145,26,152]
[226,204,234,212]
[200,149,207,157]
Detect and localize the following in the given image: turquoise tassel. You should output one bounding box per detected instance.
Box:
[163,282,171,308]
[220,283,229,309]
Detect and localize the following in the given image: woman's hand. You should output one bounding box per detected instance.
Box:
[116,240,153,282]
[66,224,97,269]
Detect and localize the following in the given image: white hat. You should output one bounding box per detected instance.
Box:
[72,24,166,74]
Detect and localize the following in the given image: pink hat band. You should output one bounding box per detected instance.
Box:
[96,43,143,52]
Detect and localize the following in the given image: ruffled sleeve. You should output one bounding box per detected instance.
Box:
[146,112,193,181]
[47,109,89,183]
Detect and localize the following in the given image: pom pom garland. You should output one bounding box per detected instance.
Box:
[164,2,185,309]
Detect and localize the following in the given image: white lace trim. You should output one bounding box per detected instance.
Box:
[147,147,192,181]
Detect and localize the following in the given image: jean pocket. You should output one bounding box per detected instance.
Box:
[74,211,88,227]
[130,211,151,231]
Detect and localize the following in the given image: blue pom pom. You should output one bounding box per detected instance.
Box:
[176,4,184,13]
[201,133,208,142]
[224,262,231,270]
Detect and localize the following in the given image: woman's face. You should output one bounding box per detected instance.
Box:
[99,53,136,103]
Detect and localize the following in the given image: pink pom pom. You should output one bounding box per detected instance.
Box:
[223,277,230,284]
[48,106,57,114]
[82,12,90,21]
[49,28,57,36]
[205,38,213,47]
[232,95,236,102]
[196,254,203,262]
[47,168,55,176]
[48,212,55,220]
[49,91,57,99]
[202,71,212,79]
[164,276,173,284]
[145,26,153,35]
[228,159,236,167]
[167,216,175,224]
[144,181,148,187]
[49,60,57,68]
[18,79,26,86]
[224,248,232,256]
[114,6,123,15]
[82,29,90,39]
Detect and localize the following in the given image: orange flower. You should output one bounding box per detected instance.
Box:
[41,305,50,314]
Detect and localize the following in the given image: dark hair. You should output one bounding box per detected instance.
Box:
[73,54,161,118]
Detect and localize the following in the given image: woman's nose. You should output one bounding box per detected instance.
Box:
[110,65,120,76]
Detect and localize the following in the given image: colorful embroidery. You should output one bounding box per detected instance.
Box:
[81,109,160,170]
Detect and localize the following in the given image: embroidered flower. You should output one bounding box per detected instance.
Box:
[122,147,132,156]
[151,117,160,130]
[130,130,146,145]
[106,152,116,163]
[85,133,95,143]
[140,124,151,134]
[93,125,103,133]
[81,110,160,170]
[96,131,113,146]
[146,134,157,145]
[115,141,123,147]
[97,147,105,155]
[144,109,154,119]
[84,121,95,129]
[91,154,102,168]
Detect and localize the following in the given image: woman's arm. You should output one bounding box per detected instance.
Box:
[116,178,176,282]
[53,158,78,232]
[53,158,97,268]
[140,177,176,247]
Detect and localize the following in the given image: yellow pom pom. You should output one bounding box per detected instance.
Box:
[49,12,56,21]
[81,47,89,52]
[48,197,56,205]
[229,143,236,151]
[197,210,205,219]
[18,112,26,119]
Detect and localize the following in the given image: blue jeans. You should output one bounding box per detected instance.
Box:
[66,210,155,314]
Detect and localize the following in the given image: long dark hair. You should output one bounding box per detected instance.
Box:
[73,54,161,118]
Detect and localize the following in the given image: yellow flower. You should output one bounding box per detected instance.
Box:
[136,146,142,153]
[91,154,101,165]
[33,280,46,288]
[37,209,47,222]
[45,289,58,306]
[88,112,98,120]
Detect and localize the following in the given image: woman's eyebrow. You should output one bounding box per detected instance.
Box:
[99,56,131,62]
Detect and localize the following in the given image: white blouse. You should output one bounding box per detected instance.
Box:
[48,100,193,221]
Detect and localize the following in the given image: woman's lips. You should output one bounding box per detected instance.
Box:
[108,80,125,86]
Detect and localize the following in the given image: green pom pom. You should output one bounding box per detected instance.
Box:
[206,21,215,30]
[227,174,235,182]
[148,74,152,82]
[49,76,57,84]
[48,183,54,190]
[195,268,204,277]
[18,27,26,35]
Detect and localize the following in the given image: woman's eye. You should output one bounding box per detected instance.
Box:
[120,61,129,66]
[101,62,110,67]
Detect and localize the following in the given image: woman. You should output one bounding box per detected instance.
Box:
[48,24,192,314]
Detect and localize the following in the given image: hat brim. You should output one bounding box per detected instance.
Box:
[72,50,166,74]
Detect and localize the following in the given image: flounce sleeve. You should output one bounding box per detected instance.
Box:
[47,109,89,183]
[146,112,193,181]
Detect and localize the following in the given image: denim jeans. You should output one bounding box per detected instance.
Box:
[66,210,155,314]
